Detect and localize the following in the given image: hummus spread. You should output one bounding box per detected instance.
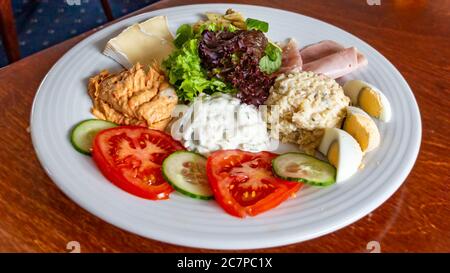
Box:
[88,63,177,130]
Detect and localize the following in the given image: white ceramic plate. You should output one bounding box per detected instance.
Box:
[31,4,421,249]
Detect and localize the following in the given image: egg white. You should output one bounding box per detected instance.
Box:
[319,128,363,183]
[343,80,392,122]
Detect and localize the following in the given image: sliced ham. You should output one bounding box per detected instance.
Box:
[357,51,368,67]
[300,40,344,63]
[299,40,368,79]
[302,47,358,79]
[279,38,302,73]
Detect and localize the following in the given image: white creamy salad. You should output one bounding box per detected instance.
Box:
[171,93,271,155]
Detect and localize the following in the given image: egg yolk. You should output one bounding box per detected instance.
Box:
[343,113,372,152]
[327,141,339,167]
[358,87,382,118]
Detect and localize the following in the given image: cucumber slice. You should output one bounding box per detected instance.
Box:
[162,151,213,200]
[272,152,336,186]
[70,119,117,155]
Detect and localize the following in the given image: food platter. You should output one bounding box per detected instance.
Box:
[31,4,421,249]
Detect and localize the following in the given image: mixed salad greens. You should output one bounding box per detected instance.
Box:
[162,14,282,105]
[163,31,235,102]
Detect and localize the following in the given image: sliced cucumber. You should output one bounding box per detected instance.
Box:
[162,151,213,200]
[70,119,117,155]
[272,152,336,186]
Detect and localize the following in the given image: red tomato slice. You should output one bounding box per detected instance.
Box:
[92,126,185,200]
[206,150,302,217]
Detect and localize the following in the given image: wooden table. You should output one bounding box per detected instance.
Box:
[0,0,448,253]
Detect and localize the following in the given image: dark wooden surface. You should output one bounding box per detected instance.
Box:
[0,0,448,253]
[101,0,114,22]
[0,0,20,62]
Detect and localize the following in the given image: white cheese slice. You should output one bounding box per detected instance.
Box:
[103,16,175,68]
[138,15,174,41]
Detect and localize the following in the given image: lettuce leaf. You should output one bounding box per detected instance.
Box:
[259,42,282,74]
[197,22,223,34]
[245,18,269,32]
[174,23,223,49]
[163,38,235,102]
[174,24,194,48]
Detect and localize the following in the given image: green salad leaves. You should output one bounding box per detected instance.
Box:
[245,18,269,32]
[173,24,194,48]
[174,22,232,49]
[163,16,280,102]
[259,42,282,74]
[163,25,235,102]
[245,18,282,74]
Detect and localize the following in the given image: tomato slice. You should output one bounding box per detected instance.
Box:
[206,150,302,217]
[92,126,185,200]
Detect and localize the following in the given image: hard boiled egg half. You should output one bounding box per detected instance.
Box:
[343,80,392,122]
[319,128,363,183]
[343,106,381,153]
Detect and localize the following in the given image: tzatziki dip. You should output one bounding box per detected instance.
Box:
[171,93,272,155]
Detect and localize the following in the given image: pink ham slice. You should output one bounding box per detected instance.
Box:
[299,40,367,79]
[357,51,368,67]
[279,39,302,73]
[300,40,345,63]
[302,47,357,79]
